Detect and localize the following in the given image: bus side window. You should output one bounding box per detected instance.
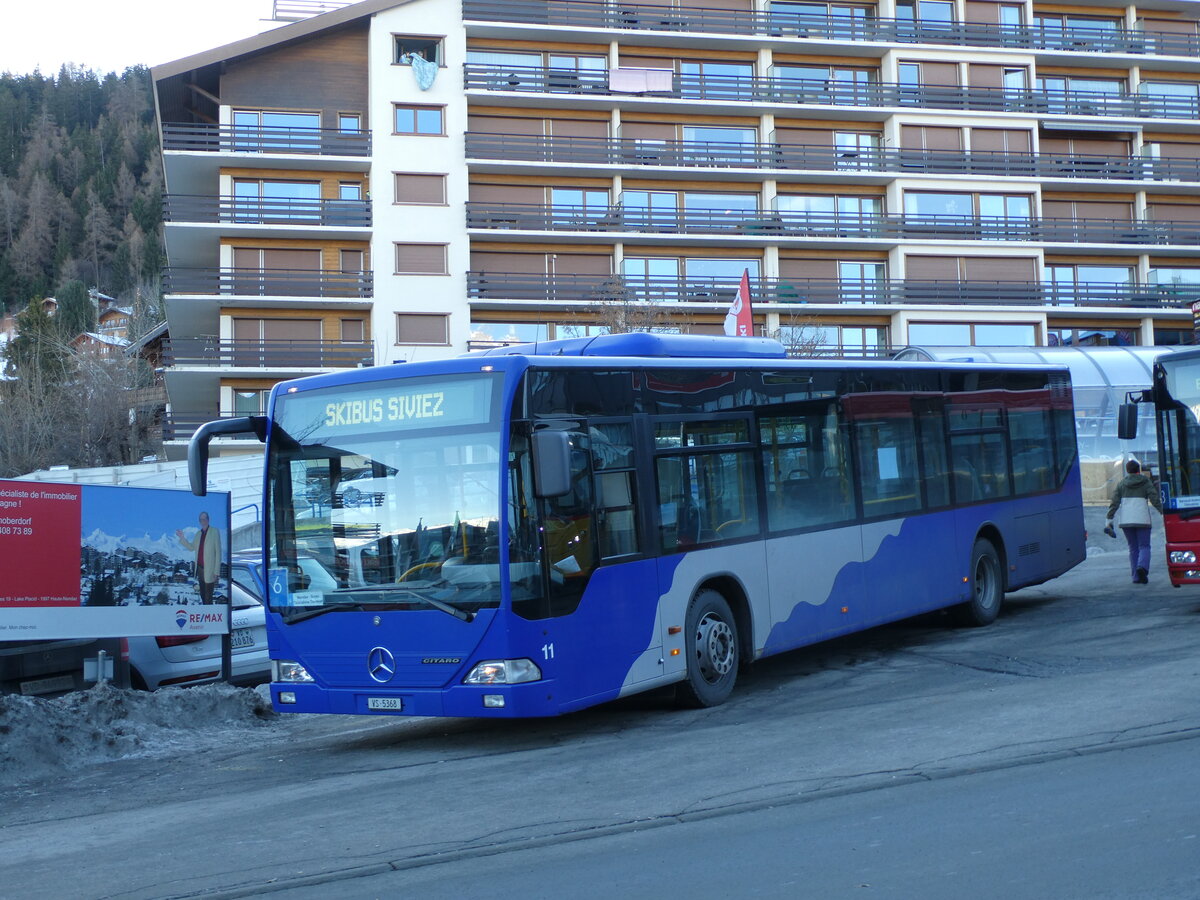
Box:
[1009,407,1054,494]
[854,416,921,519]
[915,401,950,508]
[761,407,855,532]
[589,422,640,558]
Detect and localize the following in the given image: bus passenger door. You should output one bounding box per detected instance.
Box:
[539,422,661,706]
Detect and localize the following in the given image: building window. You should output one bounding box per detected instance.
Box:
[680,61,755,100]
[338,113,362,133]
[232,179,321,223]
[394,104,444,135]
[1152,329,1198,347]
[1140,81,1200,117]
[232,110,320,151]
[470,321,550,347]
[1044,264,1134,305]
[394,173,447,205]
[233,389,270,416]
[896,0,954,26]
[909,322,1038,346]
[396,313,449,345]
[777,323,886,357]
[339,182,362,201]
[1048,328,1138,347]
[1150,267,1200,286]
[395,36,443,66]
[551,187,610,224]
[682,126,757,164]
[1034,14,1121,50]
[395,243,448,274]
[904,191,1031,221]
[341,319,365,343]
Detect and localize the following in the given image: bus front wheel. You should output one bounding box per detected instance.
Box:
[676,589,739,708]
[956,538,1004,627]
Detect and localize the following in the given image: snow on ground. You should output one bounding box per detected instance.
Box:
[0,683,279,787]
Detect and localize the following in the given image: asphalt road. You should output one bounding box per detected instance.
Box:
[2,529,1198,900]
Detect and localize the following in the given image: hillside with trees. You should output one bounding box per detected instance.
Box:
[0,64,163,326]
[0,66,165,476]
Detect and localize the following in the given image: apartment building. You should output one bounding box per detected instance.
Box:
[152,0,1200,456]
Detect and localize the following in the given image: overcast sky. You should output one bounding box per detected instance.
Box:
[1,1,288,76]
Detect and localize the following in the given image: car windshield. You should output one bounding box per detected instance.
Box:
[266,372,520,618]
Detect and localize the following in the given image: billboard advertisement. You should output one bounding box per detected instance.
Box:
[0,480,232,639]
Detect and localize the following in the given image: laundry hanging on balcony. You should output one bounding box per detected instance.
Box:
[406,53,438,90]
[609,67,673,94]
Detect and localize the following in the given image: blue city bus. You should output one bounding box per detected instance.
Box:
[189,334,1085,717]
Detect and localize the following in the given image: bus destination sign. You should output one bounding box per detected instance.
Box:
[280,375,497,438]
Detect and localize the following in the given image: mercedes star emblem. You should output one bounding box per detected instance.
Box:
[367,646,396,683]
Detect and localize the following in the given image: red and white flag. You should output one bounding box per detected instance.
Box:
[723,269,754,337]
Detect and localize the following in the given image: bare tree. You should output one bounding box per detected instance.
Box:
[0,310,161,475]
[769,312,831,358]
[564,280,695,336]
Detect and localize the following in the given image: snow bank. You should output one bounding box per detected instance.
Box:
[0,683,277,786]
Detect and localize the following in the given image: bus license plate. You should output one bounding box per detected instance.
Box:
[230,628,254,649]
[367,697,402,711]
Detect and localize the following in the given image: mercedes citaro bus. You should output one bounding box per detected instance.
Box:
[189,334,1085,717]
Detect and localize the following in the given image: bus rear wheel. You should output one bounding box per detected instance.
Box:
[676,589,739,708]
[956,538,1003,627]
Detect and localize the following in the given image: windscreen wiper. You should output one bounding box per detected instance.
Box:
[281,602,365,624]
[324,585,475,622]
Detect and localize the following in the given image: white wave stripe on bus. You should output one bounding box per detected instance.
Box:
[619,521,906,693]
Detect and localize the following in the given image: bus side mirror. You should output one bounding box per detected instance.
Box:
[1117,403,1139,441]
[532,430,572,498]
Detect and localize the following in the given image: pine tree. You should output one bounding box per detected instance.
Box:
[55,278,94,339]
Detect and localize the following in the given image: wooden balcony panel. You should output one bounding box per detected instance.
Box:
[163,195,372,227]
[162,338,375,369]
[163,268,373,299]
[161,123,372,157]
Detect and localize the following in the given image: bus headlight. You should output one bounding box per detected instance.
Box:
[273,660,315,683]
[1170,551,1197,564]
[463,659,542,684]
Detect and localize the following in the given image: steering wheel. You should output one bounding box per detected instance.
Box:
[397,561,443,582]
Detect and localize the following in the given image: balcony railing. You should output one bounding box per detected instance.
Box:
[466,203,1200,246]
[161,123,372,156]
[463,0,1200,58]
[162,338,374,369]
[163,195,372,227]
[466,272,1200,309]
[163,267,373,298]
[465,132,1200,183]
[464,65,1200,120]
[162,412,254,442]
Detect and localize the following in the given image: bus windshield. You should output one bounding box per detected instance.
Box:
[266,372,518,619]
[1158,355,1200,503]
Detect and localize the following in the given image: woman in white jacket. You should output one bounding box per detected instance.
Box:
[1105,459,1163,584]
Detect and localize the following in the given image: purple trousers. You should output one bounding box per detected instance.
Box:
[1122,526,1152,579]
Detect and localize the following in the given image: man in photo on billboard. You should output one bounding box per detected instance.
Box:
[176,511,221,604]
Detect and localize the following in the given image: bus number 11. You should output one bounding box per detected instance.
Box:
[542,643,555,660]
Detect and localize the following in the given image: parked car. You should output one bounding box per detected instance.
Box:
[0,638,124,696]
[126,566,269,691]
